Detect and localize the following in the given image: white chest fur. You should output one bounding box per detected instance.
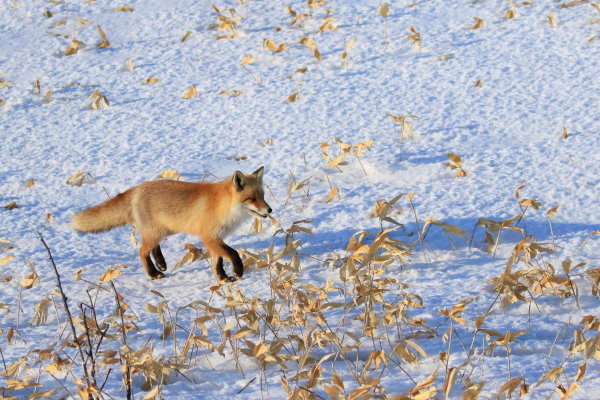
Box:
[216,204,251,239]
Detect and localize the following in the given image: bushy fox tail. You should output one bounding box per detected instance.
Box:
[72,189,134,233]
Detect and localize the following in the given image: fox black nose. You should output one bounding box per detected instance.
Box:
[267,207,272,214]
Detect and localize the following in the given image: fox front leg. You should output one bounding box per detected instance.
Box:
[207,239,244,282]
[212,256,233,282]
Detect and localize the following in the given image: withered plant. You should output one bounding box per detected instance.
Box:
[385,113,418,160]
[380,3,390,49]
[212,4,242,40]
[340,38,356,67]
[405,26,422,53]
[443,152,468,177]
[240,55,262,86]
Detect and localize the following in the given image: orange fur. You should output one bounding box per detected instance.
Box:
[72,167,271,281]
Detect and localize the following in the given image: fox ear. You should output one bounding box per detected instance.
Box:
[232,170,247,191]
[253,166,264,183]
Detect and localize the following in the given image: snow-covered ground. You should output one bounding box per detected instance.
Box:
[2,0,600,398]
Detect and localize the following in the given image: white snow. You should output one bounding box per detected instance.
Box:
[2,0,600,398]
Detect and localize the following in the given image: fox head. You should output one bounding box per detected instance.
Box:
[232,166,272,219]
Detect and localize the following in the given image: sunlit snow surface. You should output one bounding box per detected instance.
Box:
[1,0,600,398]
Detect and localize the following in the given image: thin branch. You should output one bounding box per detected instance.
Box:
[38,232,92,396]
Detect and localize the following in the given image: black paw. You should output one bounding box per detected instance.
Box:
[219,276,238,283]
[150,271,166,280]
[156,262,167,272]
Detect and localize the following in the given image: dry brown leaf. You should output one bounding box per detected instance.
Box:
[443,368,458,398]
[143,78,160,84]
[20,272,39,289]
[232,326,254,339]
[67,171,87,185]
[90,92,110,110]
[250,216,262,233]
[470,17,484,29]
[97,25,107,39]
[65,41,80,56]
[461,382,484,400]
[30,298,51,326]
[183,86,197,99]
[408,368,438,394]
[42,88,54,103]
[4,202,18,210]
[113,6,134,12]
[143,386,159,400]
[0,255,15,266]
[241,55,256,65]
[549,12,558,27]
[28,387,58,399]
[308,0,326,9]
[173,244,208,270]
[313,47,322,61]
[498,377,523,399]
[318,17,335,32]
[447,153,461,164]
[159,170,180,180]
[300,37,317,50]
[520,198,543,209]
[557,383,580,399]
[380,2,389,18]
[291,68,308,78]
[325,188,339,203]
[181,31,192,42]
[219,90,242,96]
[99,265,125,283]
[561,0,587,8]
[575,363,586,381]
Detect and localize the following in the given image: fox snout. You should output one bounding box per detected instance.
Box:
[250,201,272,218]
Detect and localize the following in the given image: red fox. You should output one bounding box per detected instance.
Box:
[72,167,272,282]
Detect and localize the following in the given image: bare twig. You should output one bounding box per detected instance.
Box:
[38,232,92,397]
[109,281,133,400]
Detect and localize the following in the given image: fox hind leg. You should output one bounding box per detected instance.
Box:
[152,245,167,271]
[140,238,166,280]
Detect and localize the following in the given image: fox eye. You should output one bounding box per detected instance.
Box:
[247,197,257,202]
